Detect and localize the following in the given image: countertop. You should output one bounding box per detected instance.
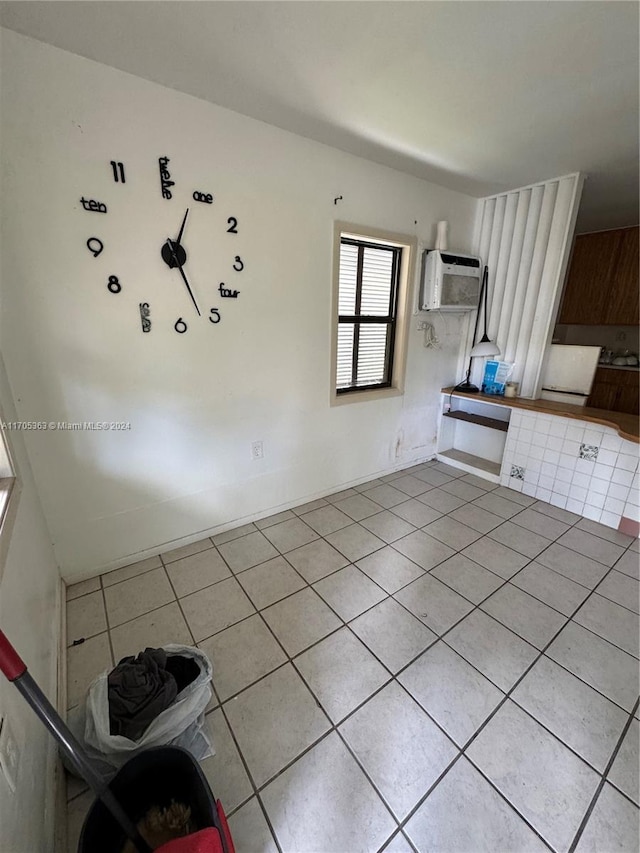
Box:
[596,363,639,372]
[441,387,639,443]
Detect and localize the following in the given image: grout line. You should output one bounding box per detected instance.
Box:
[568,697,640,853]
[99,579,116,669]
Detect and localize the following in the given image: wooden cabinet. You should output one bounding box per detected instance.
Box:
[588,367,639,415]
[558,226,639,325]
[605,227,639,324]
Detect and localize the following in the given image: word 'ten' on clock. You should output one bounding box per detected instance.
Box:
[81,197,107,213]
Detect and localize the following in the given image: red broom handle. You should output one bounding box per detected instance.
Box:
[0,630,27,681]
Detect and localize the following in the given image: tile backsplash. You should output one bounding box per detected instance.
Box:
[501,410,639,530]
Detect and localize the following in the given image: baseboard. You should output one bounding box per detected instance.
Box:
[62,454,437,584]
[52,576,67,853]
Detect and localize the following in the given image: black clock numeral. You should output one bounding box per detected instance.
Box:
[107,275,122,294]
[87,237,104,257]
[227,217,238,234]
[139,303,151,333]
[233,256,244,272]
[209,308,221,324]
[193,191,213,204]
[175,318,188,334]
[110,160,126,183]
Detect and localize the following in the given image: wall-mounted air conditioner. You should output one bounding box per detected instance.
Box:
[420,250,481,311]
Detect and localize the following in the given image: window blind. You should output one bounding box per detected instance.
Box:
[337,239,400,392]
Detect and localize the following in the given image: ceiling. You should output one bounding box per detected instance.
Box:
[1,1,638,233]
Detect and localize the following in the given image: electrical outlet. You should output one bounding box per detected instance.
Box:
[616,331,627,341]
[251,440,264,460]
[0,716,18,793]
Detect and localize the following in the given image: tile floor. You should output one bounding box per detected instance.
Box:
[64,461,640,853]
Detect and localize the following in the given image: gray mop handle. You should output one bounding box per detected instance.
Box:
[0,626,152,853]
[14,671,152,853]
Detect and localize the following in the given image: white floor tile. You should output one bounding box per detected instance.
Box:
[575,782,640,852]
[227,798,278,853]
[217,531,279,573]
[607,719,639,805]
[431,554,504,604]
[394,573,473,635]
[405,757,548,853]
[446,610,538,691]
[181,576,255,641]
[285,538,348,583]
[399,641,504,747]
[355,546,424,594]
[295,627,390,722]
[235,555,306,609]
[546,622,640,712]
[199,614,286,701]
[339,682,457,819]
[165,548,231,597]
[573,593,639,658]
[261,732,396,853]
[350,598,436,673]
[313,565,386,621]
[224,664,330,786]
[201,708,253,812]
[262,587,342,657]
[110,602,193,662]
[512,656,628,772]
[467,700,599,851]
[66,591,107,646]
[103,567,174,627]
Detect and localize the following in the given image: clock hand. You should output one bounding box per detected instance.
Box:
[176,208,189,245]
[166,238,201,317]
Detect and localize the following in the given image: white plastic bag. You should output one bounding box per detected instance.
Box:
[79,644,214,775]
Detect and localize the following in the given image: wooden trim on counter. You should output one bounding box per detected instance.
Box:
[442,388,639,443]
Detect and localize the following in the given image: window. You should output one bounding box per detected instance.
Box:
[331,223,414,404]
[0,420,19,582]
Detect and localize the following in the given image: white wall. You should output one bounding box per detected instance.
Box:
[0,354,61,853]
[0,30,478,580]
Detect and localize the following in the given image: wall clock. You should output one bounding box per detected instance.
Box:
[79,156,245,335]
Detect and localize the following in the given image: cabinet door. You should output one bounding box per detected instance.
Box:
[616,384,639,416]
[605,227,639,325]
[587,381,619,410]
[558,230,623,324]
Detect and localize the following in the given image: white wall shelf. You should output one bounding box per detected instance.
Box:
[437,394,511,482]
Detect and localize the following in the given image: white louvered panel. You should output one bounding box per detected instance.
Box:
[521,175,581,396]
[502,186,543,364]
[493,190,530,362]
[360,247,393,315]
[511,180,558,394]
[338,243,357,315]
[336,323,354,388]
[356,324,388,386]
[474,173,583,398]
[490,192,519,341]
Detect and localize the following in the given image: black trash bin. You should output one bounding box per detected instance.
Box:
[79,746,218,852]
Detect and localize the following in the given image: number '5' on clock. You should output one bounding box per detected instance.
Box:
[80,158,244,334]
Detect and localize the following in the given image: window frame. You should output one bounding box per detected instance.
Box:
[330,222,415,406]
[0,414,21,583]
